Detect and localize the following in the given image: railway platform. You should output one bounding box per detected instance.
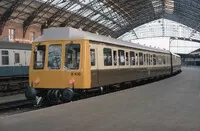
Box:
[0,67,200,131]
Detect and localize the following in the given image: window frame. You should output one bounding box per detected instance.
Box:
[65,44,81,70]
[139,52,143,65]
[103,48,112,66]
[113,50,117,66]
[118,50,125,66]
[125,52,129,66]
[33,45,46,70]
[1,50,9,65]
[130,51,135,66]
[30,31,35,41]
[90,49,96,66]
[8,28,15,41]
[14,53,20,64]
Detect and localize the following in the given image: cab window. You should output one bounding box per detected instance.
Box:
[48,44,62,69]
[34,45,45,69]
[65,44,80,70]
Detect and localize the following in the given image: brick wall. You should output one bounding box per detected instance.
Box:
[0,20,41,43]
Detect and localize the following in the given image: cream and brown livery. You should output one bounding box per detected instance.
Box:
[25,27,181,104]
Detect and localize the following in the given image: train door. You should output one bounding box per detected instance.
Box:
[90,48,99,87]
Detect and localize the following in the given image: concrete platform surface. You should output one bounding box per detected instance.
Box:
[0,67,200,131]
[0,94,25,104]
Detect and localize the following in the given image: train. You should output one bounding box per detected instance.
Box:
[25,27,181,105]
[0,41,31,93]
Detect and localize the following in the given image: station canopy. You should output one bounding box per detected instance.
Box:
[0,0,200,40]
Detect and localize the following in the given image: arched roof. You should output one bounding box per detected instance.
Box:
[0,0,199,38]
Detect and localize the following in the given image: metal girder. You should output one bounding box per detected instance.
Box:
[73,12,96,28]
[68,0,122,28]
[12,0,35,21]
[23,0,54,37]
[59,0,100,27]
[0,0,24,35]
[34,0,65,24]
[42,1,75,29]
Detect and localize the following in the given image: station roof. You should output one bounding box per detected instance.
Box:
[0,0,200,39]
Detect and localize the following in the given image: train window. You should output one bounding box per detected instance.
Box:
[14,53,20,64]
[48,44,62,69]
[157,55,162,65]
[146,54,148,65]
[34,45,46,69]
[150,55,153,65]
[144,54,146,65]
[135,53,138,65]
[126,52,129,65]
[130,51,135,65]
[163,56,166,65]
[148,54,151,65]
[1,50,9,65]
[104,48,112,66]
[90,49,95,66]
[113,50,117,66]
[153,54,156,65]
[139,52,143,65]
[65,44,80,70]
[118,50,125,66]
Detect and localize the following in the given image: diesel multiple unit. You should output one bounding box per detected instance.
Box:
[25,27,181,104]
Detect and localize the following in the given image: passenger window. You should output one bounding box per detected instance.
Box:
[153,54,156,65]
[126,52,129,65]
[139,52,143,65]
[113,50,117,66]
[146,54,148,65]
[163,56,166,65]
[135,53,138,65]
[103,48,112,66]
[130,51,135,65]
[90,49,95,66]
[14,53,20,64]
[48,44,62,69]
[157,55,162,65]
[148,54,151,65]
[144,54,146,65]
[118,50,125,66]
[65,44,80,70]
[1,50,9,65]
[151,55,153,65]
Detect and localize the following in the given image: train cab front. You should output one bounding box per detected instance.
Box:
[25,40,90,105]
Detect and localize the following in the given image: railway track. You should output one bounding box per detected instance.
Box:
[0,100,33,115]
[0,78,28,97]
[0,73,179,116]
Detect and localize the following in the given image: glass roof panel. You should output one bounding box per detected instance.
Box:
[119,19,200,54]
[39,0,126,30]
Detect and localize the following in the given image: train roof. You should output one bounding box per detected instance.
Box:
[171,52,181,57]
[35,27,169,54]
[0,41,32,50]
